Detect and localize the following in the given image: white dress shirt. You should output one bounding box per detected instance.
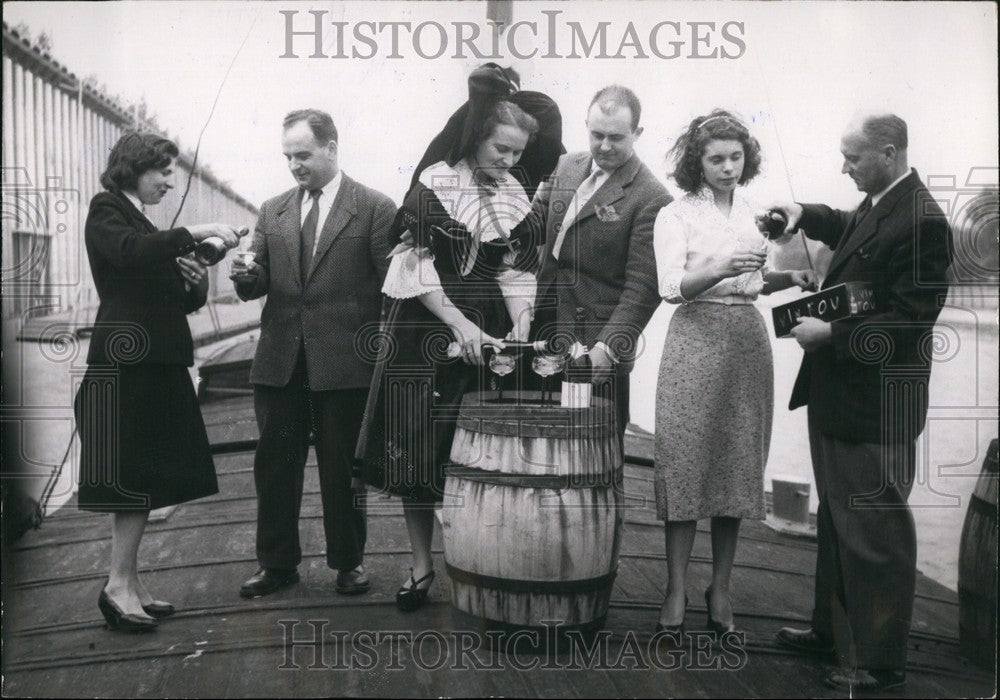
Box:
[871,167,913,207]
[552,162,610,260]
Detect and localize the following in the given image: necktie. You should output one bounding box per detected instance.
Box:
[844,196,872,240]
[300,188,321,281]
[553,167,606,260]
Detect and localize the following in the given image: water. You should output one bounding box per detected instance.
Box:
[28,297,996,592]
[630,289,998,591]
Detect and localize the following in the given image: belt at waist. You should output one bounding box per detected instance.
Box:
[690,295,754,306]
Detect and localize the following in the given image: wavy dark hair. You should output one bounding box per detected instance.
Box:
[668,109,762,193]
[99,132,179,193]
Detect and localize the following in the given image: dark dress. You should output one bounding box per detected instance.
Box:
[75,191,218,512]
[362,191,515,503]
[362,63,563,504]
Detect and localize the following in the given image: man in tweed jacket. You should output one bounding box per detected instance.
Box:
[534,85,672,437]
[231,109,396,598]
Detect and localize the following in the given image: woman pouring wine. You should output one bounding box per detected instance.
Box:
[362,63,564,613]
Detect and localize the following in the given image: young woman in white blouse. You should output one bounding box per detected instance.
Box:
[651,110,814,637]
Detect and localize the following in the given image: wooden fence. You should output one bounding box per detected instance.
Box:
[2,22,258,321]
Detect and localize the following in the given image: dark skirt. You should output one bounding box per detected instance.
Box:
[364,286,507,504]
[75,364,218,512]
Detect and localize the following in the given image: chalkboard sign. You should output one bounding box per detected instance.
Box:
[772,282,877,338]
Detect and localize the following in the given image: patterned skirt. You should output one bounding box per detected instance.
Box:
[654,302,772,521]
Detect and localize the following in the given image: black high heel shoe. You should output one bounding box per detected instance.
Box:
[142,601,176,619]
[704,587,736,635]
[396,569,435,613]
[98,590,157,632]
[655,594,688,637]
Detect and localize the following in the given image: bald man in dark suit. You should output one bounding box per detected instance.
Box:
[766,113,952,692]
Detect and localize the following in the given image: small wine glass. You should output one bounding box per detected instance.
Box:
[488,351,517,402]
[532,353,565,405]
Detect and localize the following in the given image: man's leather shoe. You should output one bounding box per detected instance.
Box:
[824,668,906,692]
[775,626,834,655]
[336,566,370,595]
[239,568,299,598]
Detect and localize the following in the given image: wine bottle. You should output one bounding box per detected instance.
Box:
[561,307,593,408]
[193,227,250,266]
[194,237,228,265]
[485,340,551,352]
[761,210,788,240]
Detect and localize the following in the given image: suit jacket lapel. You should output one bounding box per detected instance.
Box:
[575,178,625,226]
[825,171,920,281]
[117,192,155,233]
[274,188,303,289]
[543,153,592,260]
[306,176,357,283]
[573,152,639,227]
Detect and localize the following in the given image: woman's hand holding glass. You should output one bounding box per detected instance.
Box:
[713,248,767,280]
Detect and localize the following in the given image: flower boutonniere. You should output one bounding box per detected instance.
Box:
[595,204,620,222]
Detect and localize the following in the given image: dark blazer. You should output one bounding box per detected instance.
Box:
[234,174,396,391]
[534,151,672,365]
[789,169,952,444]
[84,191,205,366]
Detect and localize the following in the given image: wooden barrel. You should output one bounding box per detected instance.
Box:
[958,438,998,668]
[441,390,623,630]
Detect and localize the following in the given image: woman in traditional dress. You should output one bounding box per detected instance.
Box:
[652,110,814,635]
[77,132,242,631]
[363,64,563,612]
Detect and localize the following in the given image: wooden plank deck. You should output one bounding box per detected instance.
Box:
[2,394,994,698]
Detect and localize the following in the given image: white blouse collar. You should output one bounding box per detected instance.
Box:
[690,184,754,221]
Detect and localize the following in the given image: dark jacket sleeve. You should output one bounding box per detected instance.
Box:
[509,179,550,250]
[85,194,195,269]
[368,193,398,283]
[183,274,210,314]
[798,203,852,249]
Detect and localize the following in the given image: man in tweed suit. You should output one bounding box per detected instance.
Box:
[230,109,396,598]
[533,85,672,438]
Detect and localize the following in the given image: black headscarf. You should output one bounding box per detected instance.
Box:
[409,63,564,200]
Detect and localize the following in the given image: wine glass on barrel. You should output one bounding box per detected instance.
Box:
[531,353,565,405]
[488,350,518,403]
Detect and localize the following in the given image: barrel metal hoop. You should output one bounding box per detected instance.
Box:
[456,416,613,439]
[445,563,618,595]
[445,463,623,490]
